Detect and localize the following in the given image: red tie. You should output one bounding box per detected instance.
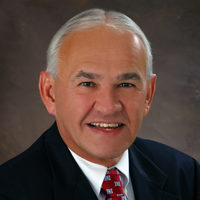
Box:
[101,169,125,200]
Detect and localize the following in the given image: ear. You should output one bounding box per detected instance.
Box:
[39,71,56,116]
[143,74,156,117]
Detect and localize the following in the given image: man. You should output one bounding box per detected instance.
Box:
[0,8,199,200]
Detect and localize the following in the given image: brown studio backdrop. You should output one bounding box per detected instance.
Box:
[0,0,200,165]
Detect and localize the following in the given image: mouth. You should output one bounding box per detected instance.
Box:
[88,123,124,131]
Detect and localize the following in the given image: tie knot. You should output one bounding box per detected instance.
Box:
[101,169,125,200]
[107,169,120,175]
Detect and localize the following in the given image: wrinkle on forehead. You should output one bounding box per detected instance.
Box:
[58,25,147,80]
[59,25,145,58]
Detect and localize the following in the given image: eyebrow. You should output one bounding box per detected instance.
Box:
[73,70,142,83]
[117,72,142,82]
[73,70,103,81]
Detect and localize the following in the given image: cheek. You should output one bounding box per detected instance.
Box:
[121,92,146,123]
[57,91,95,120]
[73,93,95,108]
[121,91,146,110]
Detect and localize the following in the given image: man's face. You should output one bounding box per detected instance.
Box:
[48,26,155,166]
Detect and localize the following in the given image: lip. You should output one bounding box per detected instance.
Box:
[86,122,125,135]
[87,121,124,124]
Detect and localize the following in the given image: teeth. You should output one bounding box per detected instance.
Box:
[99,123,107,127]
[91,123,121,127]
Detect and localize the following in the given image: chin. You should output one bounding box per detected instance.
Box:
[89,145,127,161]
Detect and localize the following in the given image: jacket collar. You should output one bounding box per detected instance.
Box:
[44,122,180,200]
[129,141,180,200]
[44,122,98,200]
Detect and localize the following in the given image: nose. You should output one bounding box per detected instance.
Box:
[94,89,122,115]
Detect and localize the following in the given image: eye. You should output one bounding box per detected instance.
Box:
[119,83,135,87]
[79,82,94,87]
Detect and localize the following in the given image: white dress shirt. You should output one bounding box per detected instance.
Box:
[69,149,135,200]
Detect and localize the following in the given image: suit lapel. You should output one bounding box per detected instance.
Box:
[43,123,181,200]
[44,122,98,200]
[129,143,181,200]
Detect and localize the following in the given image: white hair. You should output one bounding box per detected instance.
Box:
[46,8,153,80]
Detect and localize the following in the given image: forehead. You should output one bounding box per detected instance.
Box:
[58,25,147,79]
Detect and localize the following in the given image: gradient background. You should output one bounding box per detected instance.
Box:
[0,0,200,164]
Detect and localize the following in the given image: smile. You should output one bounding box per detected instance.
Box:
[88,123,124,131]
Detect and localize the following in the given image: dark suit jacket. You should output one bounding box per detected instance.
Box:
[0,122,200,200]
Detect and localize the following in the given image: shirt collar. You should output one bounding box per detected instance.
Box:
[69,148,129,197]
[114,150,129,187]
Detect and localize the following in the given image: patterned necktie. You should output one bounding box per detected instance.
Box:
[101,169,125,200]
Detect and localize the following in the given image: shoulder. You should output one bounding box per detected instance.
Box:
[132,137,200,172]
[132,137,197,165]
[0,129,47,169]
[0,125,54,199]
[132,137,200,190]
[129,138,200,199]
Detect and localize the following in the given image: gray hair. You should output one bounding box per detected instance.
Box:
[46,8,153,80]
